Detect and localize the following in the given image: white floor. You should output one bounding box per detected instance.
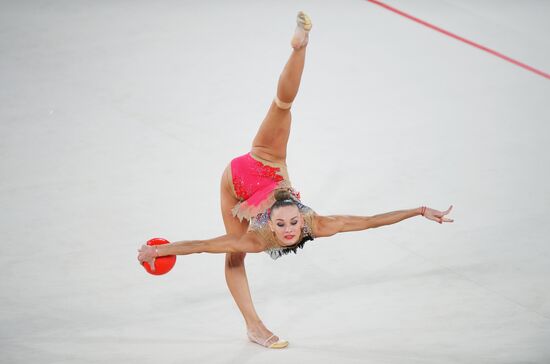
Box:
[1,1,549,363]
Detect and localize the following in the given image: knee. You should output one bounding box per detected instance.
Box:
[225,252,246,268]
[274,96,293,110]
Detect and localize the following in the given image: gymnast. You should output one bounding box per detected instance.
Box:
[137,11,454,349]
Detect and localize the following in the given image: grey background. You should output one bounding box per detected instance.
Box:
[1,0,549,363]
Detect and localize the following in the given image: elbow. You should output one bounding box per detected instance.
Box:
[365,216,380,230]
[347,216,378,231]
[367,221,381,229]
[366,219,379,229]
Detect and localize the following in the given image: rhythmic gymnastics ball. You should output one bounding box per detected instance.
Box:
[142,238,176,275]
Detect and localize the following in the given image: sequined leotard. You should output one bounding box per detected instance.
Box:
[229,152,316,259]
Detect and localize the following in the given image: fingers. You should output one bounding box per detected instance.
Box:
[435,205,454,220]
[428,214,453,224]
[436,216,454,224]
[423,205,454,224]
[137,244,153,265]
[137,256,156,271]
[441,205,454,223]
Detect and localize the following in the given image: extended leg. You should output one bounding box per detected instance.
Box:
[251,12,311,163]
[220,167,285,347]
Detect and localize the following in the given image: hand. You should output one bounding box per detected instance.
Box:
[422,205,454,224]
[137,244,157,271]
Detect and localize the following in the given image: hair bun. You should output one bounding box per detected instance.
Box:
[274,189,292,201]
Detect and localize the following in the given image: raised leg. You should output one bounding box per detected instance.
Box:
[220,167,283,347]
[251,12,311,163]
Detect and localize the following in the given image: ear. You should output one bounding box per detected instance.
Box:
[268,220,274,232]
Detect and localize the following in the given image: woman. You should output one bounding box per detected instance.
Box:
[137,11,454,349]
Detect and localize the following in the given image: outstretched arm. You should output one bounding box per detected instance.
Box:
[313,205,454,238]
[137,233,264,271]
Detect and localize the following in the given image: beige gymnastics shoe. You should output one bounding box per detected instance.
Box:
[291,11,312,50]
[247,331,289,349]
[297,11,312,31]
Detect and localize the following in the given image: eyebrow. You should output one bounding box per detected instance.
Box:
[276,216,299,222]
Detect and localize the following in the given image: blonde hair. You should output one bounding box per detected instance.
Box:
[269,189,297,218]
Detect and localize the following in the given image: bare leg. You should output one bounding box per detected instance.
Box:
[220,167,284,347]
[222,12,312,348]
[251,13,311,163]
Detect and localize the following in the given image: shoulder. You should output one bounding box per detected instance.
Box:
[241,232,269,253]
[246,221,280,250]
[312,215,343,238]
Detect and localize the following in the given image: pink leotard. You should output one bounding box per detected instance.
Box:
[230,152,298,221]
[229,152,317,259]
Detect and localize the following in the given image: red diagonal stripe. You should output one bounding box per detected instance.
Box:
[367,0,550,80]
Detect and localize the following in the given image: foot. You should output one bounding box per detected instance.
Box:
[246,321,289,349]
[291,11,312,50]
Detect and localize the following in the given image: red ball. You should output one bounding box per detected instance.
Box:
[142,238,176,275]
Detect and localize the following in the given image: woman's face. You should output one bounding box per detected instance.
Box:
[269,205,304,246]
